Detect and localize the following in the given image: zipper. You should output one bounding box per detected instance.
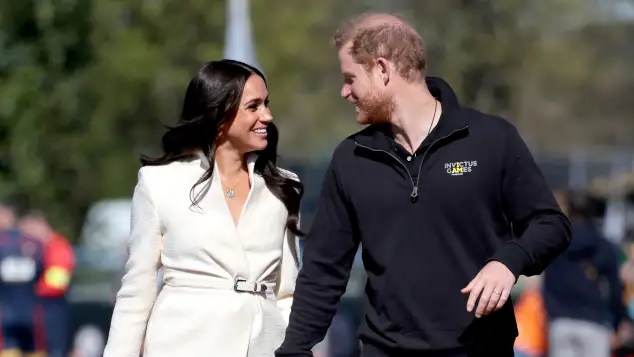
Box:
[411,126,469,201]
[354,125,469,202]
[353,142,418,197]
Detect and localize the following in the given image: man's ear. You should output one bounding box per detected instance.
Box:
[375,57,390,86]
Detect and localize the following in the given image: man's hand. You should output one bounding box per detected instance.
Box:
[461,261,515,318]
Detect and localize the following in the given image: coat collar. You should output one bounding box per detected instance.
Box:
[195,150,259,188]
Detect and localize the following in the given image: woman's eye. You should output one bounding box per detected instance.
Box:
[248,105,258,111]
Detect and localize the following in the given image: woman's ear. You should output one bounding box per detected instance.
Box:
[216,122,226,140]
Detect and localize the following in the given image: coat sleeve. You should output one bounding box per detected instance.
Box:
[490,123,571,278]
[275,226,300,324]
[103,168,162,357]
[275,169,302,323]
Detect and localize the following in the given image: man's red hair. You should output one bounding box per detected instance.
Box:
[332,13,427,82]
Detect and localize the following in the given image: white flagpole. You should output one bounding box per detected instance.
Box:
[223,0,260,69]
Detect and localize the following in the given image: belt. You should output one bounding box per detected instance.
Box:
[164,276,269,294]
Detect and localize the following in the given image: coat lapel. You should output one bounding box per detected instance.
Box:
[195,151,261,280]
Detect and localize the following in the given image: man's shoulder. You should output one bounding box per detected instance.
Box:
[331,125,382,157]
[459,106,516,135]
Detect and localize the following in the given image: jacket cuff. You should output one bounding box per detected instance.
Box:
[275,348,313,357]
[489,243,531,279]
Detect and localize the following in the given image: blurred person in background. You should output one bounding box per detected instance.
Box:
[0,203,47,357]
[277,12,570,357]
[543,189,629,357]
[327,250,365,357]
[103,59,303,357]
[0,203,16,232]
[619,232,634,320]
[18,211,75,357]
[618,236,634,353]
[513,276,548,357]
[70,325,105,357]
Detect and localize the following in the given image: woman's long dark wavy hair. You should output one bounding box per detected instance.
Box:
[141,59,304,237]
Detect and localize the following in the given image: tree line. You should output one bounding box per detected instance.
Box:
[1,0,632,240]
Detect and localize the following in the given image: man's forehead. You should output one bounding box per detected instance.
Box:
[338,43,354,61]
[338,50,356,72]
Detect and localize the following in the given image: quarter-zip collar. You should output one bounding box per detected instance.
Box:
[352,77,470,202]
[354,124,469,202]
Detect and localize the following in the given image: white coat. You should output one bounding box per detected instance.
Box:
[103,152,300,357]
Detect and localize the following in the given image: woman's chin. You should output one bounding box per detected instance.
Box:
[244,140,268,153]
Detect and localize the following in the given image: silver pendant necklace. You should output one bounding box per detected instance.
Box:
[222,175,244,199]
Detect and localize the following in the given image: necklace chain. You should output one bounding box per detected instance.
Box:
[428,99,438,135]
[221,172,245,199]
[414,100,438,157]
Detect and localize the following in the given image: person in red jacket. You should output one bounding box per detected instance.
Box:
[35,231,74,299]
[19,212,75,357]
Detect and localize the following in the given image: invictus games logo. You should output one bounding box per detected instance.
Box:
[445,161,478,176]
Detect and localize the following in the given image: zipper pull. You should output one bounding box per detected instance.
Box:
[410,186,419,202]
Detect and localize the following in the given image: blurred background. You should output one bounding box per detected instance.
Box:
[1,0,634,356]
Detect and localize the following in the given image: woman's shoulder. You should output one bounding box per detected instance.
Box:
[137,158,202,186]
[139,158,198,173]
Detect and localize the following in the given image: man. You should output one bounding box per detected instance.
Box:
[0,203,47,357]
[19,212,75,357]
[276,13,571,357]
[543,190,628,357]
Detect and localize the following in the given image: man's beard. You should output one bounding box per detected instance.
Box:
[355,88,396,125]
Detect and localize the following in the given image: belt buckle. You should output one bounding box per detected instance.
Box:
[234,278,247,292]
[234,278,266,293]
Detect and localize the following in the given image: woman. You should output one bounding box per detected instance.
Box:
[103,59,304,357]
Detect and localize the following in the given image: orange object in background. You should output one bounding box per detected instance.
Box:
[36,232,74,297]
[514,286,548,356]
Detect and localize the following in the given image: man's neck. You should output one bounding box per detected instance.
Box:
[390,84,441,154]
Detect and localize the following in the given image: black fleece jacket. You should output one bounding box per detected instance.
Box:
[276,77,571,356]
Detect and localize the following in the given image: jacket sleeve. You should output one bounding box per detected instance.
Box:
[276,226,301,324]
[490,124,571,278]
[276,153,360,357]
[103,168,162,357]
[36,236,75,297]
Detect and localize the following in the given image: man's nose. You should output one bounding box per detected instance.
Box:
[341,85,351,99]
